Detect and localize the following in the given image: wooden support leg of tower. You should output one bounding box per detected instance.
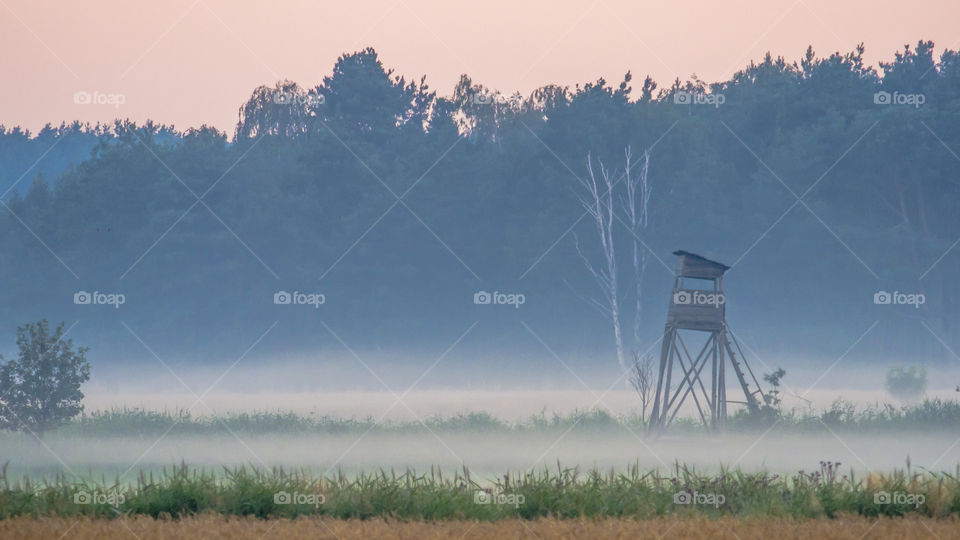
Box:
[649,326,675,432]
[665,343,710,427]
[663,335,714,427]
[665,339,718,426]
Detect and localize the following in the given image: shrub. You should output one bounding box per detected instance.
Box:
[885,365,926,401]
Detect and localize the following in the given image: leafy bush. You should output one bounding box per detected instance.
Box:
[885,365,927,401]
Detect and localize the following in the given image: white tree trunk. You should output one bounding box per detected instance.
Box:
[576,147,653,375]
[621,147,651,345]
[577,153,626,372]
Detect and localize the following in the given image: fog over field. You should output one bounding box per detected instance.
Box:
[81,357,960,416]
[0,359,951,483]
[5,430,960,480]
[8,334,960,484]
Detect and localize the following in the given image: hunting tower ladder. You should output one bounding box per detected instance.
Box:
[648,251,766,432]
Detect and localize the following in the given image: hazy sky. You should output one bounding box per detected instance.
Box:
[2,0,958,133]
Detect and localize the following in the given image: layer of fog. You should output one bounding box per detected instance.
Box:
[79,388,960,422]
[4,430,958,482]
[82,357,960,420]
[5,359,957,481]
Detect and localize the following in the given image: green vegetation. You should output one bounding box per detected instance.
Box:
[886,366,928,401]
[27,398,960,437]
[1,461,958,520]
[0,320,90,437]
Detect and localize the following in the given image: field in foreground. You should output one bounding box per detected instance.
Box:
[4,515,960,539]
[3,462,958,520]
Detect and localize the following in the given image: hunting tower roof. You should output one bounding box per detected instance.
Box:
[672,250,731,278]
[672,250,731,270]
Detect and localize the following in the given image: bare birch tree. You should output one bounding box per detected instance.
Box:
[575,146,653,395]
[575,153,626,372]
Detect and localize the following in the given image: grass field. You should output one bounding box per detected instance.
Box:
[6,403,960,536]
[1,461,957,520]
[4,515,960,539]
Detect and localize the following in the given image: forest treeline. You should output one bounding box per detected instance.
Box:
[1,42,958,364]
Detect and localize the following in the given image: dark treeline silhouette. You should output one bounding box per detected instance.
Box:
[1,42,958,368]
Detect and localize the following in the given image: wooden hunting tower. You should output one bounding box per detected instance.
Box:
[648,250,765,431]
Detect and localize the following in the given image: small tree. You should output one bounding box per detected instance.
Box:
[628,351,655,424]
[740,368,786,427]
[762,368,787,413]
[0,320,90,438]
[885,365,926,402]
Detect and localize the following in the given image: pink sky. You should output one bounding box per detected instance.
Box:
[1,0,958,133]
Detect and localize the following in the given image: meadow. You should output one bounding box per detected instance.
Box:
[5,400,960,539]
[1,460,957,520]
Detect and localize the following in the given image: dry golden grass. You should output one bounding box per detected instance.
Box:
[3,514,960,539]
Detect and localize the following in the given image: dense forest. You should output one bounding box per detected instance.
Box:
[1,42,958,367]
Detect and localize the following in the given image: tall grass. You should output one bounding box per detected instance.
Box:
[1,461,959,520]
